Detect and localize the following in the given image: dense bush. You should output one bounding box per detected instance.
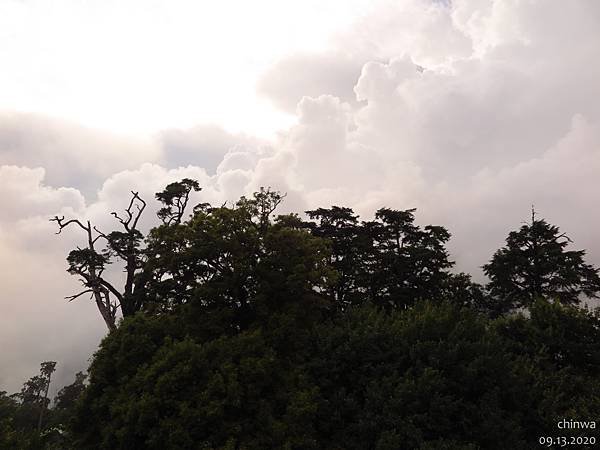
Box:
[70,300,600,449]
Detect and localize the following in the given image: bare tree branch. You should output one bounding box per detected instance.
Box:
[92,226,109,245]
[111,191,146,232]
[98,278,125,304]
[130,191,146,229]
[65,290,94,302]
[50,216,89,234]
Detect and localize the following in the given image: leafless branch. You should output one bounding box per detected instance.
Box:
[92,226,109,244]
[98,278,125,303]
[65,290,94,302]
[131,191,146,229]
[50,216,89,234]
[111,191,146,231]
[558,232,573,243]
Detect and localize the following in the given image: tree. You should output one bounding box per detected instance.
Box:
[439,272,487,310]
[51,192,146,330]
[70,186,339,448]
[51,179,200,330]
[0,391,26,449]
[367,208,453,308]
[308,302,537,449]
[304,206,365,308]
[72,319,321,449]
[53,371,87,413]
[12,361,57,434]
[304,207,455,309]
[71,301,559,449]
[140,187,335,335]
[65,190,600,449]
[483,210,600,314]
[494,299,600,434]
[156,178,202,225]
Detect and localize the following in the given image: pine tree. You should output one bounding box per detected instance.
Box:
[483,209,600,314]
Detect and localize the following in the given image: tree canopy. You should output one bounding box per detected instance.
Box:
[483,210,600,315]
[6,179,596,448]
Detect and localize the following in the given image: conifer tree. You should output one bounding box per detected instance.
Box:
[483,209,600,314]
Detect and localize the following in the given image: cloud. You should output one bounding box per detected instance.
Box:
[0,166,85,224]
[0,230,107,396]
[159,125,266,174]
[0,170,104,395]
[0,112,162,198]
[0,113,265,199]
[256,0,473,114]
[421,115,600,278]
[334,0,473,67]
[257,52,366,113]
[251,0,600,279]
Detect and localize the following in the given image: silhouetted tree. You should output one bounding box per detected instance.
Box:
[156,178,201,225]
[53,372,87,412]
[51,191,146,330]
[483,210,600,314]
[12,361,56,435]
[51,179,202,330]
[440,272,487,310]
[140,187,334,335]
[367,208,453,307]
[304,206,454,309]
[304,206,365,308]
[45,184,600,449]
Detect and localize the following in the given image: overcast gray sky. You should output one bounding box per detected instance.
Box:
[1,0,599,394]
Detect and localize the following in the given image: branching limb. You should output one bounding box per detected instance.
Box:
[65,289,94,302]
[131,192,147,229]
[557,232,573,243]
[98,278,125,304]
[92,226,109,244]
[50,216,90,234]
[111,191,146,232]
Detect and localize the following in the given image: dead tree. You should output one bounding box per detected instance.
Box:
[51,191,146,331]
[52,180,203,330]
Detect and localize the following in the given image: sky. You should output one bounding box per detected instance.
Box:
[1,0,600,394]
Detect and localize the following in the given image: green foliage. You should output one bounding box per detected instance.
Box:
[70,300,600,449]
[0,391,25,449]
[66,248,110,276]
[156,178,202,225]
[73,320,320,449]
[483,216,600,314]
[53,372,87,413]
[140,189,335,337]
[495,300,600,428]
[304,206,454,309]
[439,272,487,310]
[308,303,533,449]
[35,182,600,448]
[0,363,61,450]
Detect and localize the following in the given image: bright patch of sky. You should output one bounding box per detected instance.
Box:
[0,0,372,138]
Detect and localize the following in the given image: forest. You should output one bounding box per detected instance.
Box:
[1,179,599,449]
